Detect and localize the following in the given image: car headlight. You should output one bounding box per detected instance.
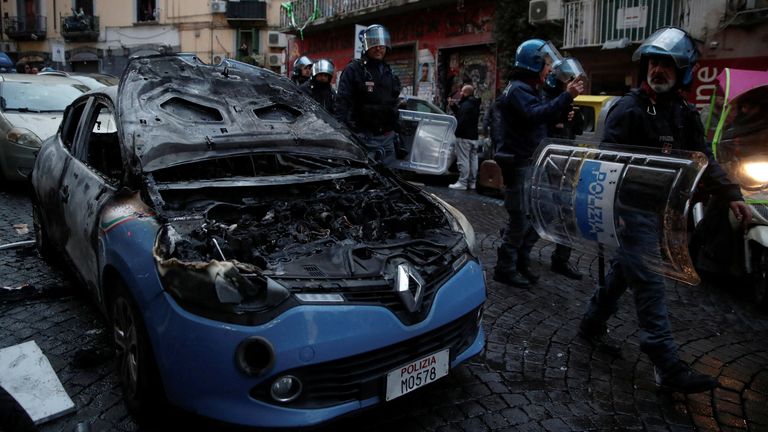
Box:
[428,194,478,256]
[7,127,42,148]
[154,227,292,323]
[741,160,768,191]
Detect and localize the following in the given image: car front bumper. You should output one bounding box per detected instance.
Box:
[143,259,486,428]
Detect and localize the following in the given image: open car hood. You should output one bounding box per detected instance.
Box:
[118,55,366,172]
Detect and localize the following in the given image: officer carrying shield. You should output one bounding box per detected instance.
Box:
[492,39,585,288]
[300,59,336,114]
[335,24,402,165]
[292,55,313,86]
[577,27,751,394]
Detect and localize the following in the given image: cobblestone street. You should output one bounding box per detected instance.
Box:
[1,183,767,432]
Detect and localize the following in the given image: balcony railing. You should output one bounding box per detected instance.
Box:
[563,0,684,49]
[279,0,391,29]
[60,15,99,41]
[3,15,47,40]
[227,1,267,21]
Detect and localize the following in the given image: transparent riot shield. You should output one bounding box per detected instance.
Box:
[530,138,708,285]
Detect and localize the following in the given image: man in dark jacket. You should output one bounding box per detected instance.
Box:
[541,59,586,280]
[449,85,481,190]
[335,24,402,165]
[578,27,751,394]
[300,59,336,114]
[492,39,584,288]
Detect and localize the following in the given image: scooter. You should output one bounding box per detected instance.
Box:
[692,67,768,309]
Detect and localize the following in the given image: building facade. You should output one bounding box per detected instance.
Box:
[279,0,497,112]
[550,0,768,104]
[1,0,285,75]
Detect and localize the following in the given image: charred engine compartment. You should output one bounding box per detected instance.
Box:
[153,167,463,280]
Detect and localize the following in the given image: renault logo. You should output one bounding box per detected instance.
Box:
[396,263,425,313]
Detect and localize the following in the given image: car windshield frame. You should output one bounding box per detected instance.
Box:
[0,81,90,112]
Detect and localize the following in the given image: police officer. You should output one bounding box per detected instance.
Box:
[292,55,313,86]
[335,24,402,165]
[542,58,586,280]
[578,27,751,394]
[492,39,584,288]
[300,59,336,114]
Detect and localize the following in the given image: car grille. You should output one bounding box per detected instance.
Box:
[250,306,481,408]
[342,263,455,324]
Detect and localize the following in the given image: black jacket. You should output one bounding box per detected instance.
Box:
[492,80,573,168]
[335,56,402,135]
[542,86,583,140]
[451,95,481,140]
[603,87,742,201]
[299,79,336,114]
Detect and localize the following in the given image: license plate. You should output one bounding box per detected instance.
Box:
[385,348,449,401]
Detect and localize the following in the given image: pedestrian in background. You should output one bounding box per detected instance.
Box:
[449,84,481,190]
[578,27,750,394]
[492,39,584,289]
[300,59,336,114]
[541,58,586,280]
[291,55,313,86]
[335,24,402,165]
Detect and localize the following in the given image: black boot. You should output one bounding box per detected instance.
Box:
[551,260,583,280]
[578,320,623,357]
[654,361,719,394]
[517,261,539,283]
[492,269,531,288]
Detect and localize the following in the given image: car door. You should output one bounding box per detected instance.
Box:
[391,109,457,175]
[59,96,120,292]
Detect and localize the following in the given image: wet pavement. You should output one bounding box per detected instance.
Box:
[1,182,767,432]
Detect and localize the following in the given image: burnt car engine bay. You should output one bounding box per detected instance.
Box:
[150,153,468,318]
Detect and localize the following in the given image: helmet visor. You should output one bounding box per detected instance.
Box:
[365,26,391,50]
[312,59,334,77]
[631,27,693,68]
[540,41,564,67]
[295,56,312,67]
[552,58,586,83]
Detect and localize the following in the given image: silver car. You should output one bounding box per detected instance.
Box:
[0,74,89,181]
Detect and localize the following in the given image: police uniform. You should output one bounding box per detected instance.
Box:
[299,79,336,114]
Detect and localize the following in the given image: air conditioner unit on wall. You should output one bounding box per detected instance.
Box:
[267,31,287,48]
[529,0,563,24]
[211,1,227,13]
[268,52,285,67]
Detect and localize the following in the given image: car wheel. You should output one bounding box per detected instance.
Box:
[750,244,768,310]
[110,279,164,419]
[32,203,56,261]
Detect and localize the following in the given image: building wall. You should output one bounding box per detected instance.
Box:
[288,0,496,110]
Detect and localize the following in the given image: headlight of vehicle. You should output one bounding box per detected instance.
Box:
[154,228,291,322]
[7,127,42,148]
[429,194,478,256]
[740,160,768,191]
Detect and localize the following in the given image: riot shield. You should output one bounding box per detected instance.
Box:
[530,138,708,285]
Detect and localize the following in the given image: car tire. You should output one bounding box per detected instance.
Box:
[0,385,38,432]
[32,203,57,262]
[110,279,165,420]
[750,243,768,311]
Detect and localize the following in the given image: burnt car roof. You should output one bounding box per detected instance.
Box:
[118,54,366,172]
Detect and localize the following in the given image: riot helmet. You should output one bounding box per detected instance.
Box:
[312,59,334,78]
[545,58,586,90]
[292,55,313,79]
[514,39,564,73]
[632,27,699,87]
[362,24,391,53]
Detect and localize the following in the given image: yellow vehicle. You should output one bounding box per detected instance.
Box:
[476,95,619,194]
